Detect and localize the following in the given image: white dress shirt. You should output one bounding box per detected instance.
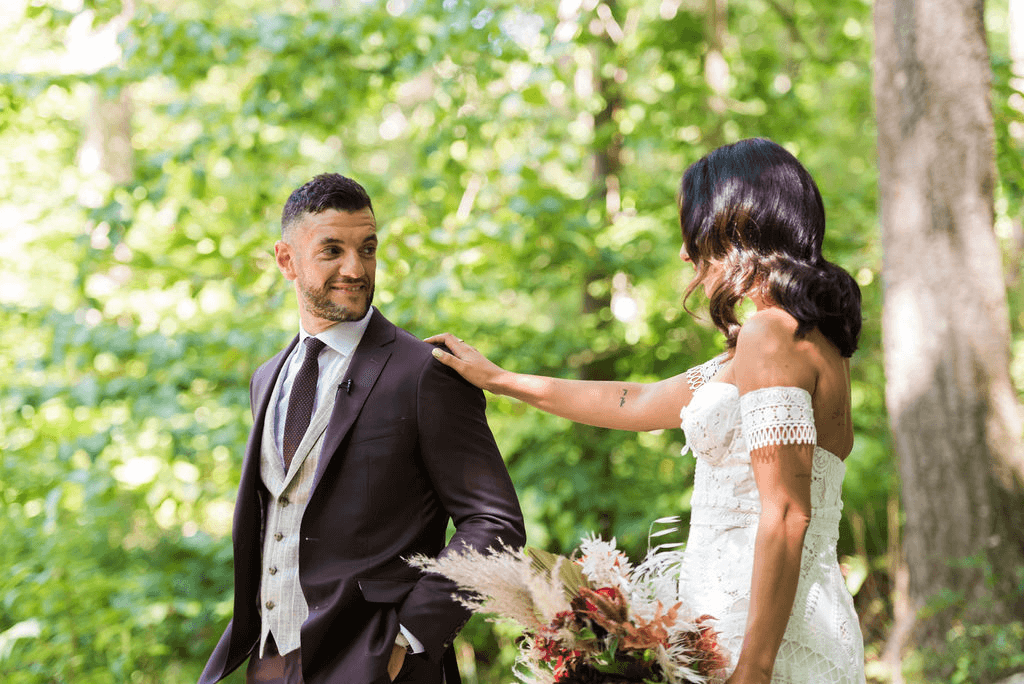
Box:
[272,309,375,453]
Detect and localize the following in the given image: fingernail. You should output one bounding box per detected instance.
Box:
[432,348,443,358]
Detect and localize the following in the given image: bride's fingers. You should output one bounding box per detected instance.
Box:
[431,346,454,365]
[431,346,472,378]
[428,335,498,392]
[425,332,470,353]
[425,332,462,345]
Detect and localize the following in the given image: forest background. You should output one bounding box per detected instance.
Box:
[1,0,1022,682]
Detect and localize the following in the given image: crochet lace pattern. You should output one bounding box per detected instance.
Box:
[684,354,726,393]
[739,386,817,452]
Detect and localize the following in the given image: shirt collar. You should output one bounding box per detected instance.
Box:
[298,306,374,357]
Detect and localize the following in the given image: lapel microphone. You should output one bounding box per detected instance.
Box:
[341,379,353,394]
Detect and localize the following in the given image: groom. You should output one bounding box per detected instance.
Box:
[198,173,525,684]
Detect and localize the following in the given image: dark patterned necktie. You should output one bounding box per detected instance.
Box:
[282,337,326,470]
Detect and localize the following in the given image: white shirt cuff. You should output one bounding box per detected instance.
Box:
[397,625,425,654]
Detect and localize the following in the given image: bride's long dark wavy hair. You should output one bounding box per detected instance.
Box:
[679,137,861,357]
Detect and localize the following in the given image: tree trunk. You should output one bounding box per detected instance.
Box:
[573,0,626,539]
[73,2,135,184]
[703,0,728,147]
[80,88,134,183]
[874,0,1024,659]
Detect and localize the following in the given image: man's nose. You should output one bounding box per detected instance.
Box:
[338,250,365,278]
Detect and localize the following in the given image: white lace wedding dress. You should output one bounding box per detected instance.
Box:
[677,356,866,683]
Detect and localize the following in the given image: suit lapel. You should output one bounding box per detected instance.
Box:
[241,337,298,477]
[311,310,395,493]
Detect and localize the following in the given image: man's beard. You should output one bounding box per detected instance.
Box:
[299,278,373,322]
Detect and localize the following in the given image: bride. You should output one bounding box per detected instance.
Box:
[428,137,867,684]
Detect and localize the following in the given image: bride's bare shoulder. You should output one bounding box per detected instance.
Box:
[736,308,802,355]
[734,308,816,392]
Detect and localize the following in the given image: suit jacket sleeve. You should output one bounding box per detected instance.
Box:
[396,353,526,659]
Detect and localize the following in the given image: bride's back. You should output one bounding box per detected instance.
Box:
[801,327,854,460]
[715,307,854,460]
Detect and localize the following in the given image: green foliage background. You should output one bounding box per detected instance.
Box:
[0,0,1020,682]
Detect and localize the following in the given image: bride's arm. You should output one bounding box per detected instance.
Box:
[426,333,694,432]
[728,312,817,684]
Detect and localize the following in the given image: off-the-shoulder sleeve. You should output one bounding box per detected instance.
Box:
[739,386,816,451]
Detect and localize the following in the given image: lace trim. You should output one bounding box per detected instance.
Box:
[684,355,727,392]
[740,386,816,452]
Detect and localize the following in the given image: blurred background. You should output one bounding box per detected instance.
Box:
[1,0,1021,682]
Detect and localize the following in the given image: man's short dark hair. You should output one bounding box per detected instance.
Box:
[281,173,374,237]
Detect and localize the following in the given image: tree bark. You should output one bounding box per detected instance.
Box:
[703,0,728,147]
[874,0,1024,657]
[571,0,626,539]
[80,88,134,183]
[73,2,135,184]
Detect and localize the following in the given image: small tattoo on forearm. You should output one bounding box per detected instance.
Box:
[619,389,628,407]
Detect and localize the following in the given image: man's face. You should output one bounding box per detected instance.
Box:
[275,208,377,333]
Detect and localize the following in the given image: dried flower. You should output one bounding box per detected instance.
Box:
[410,537,729,684]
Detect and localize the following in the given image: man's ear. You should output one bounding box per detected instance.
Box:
[275,240,297,281]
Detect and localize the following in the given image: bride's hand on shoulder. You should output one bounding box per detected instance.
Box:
[425,332,507,394]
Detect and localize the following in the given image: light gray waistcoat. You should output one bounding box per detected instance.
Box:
[256,371,338,657]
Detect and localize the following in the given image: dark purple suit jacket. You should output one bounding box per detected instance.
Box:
[198,310,525,684]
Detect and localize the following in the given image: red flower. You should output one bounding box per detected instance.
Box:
[582,586,620,612]
[551,651,583,681]
[673,614,729,678]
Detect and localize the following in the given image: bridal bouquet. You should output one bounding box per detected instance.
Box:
[410,526,728,684]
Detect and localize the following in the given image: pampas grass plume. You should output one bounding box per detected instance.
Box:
[408,542,571,632]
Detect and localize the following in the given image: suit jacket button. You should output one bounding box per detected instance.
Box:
[274,533,283,541]
[269,566,278,575]
[265,601,275,610]
[280,496,290,507]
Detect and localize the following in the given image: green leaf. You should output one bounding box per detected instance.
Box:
[527,546,590,598]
